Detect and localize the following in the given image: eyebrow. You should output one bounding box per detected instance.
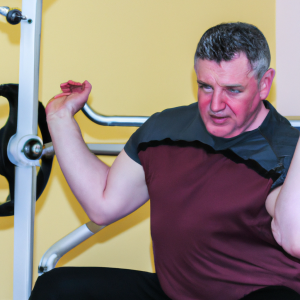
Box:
[197,80,244,88]
[197,80,211,86]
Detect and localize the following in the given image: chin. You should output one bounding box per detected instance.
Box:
[205,123,233,138]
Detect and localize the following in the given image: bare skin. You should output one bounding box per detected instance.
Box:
[194,53,274,138]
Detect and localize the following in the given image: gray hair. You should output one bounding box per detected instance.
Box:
[194,22,271,82]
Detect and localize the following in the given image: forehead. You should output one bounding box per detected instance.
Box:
[195,53,255,85]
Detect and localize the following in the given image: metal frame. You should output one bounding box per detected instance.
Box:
[11,2,42,300]
[0,2,146,299]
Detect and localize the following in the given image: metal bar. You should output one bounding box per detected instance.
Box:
[87,143,124,155]
[13,1,43,299]
[42,142,124,158]
[289,120,300,128]
[13,167,36,299]
[38,222,105,276]
[0,6,9,17]
[82,103,148,127]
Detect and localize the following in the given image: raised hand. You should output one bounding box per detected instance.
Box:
[46,80,92,120]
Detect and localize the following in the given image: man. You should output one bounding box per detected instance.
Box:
[31,23,300,299]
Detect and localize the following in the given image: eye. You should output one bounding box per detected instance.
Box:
[198,84,213,92]
[228,88,241,94]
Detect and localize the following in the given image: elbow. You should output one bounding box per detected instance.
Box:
[88,213,108,226]
[83,196,110,226]
[284,241,300,259]
[88,207,114,226]
[84,193,121,226]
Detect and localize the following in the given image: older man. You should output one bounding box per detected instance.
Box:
[31,23,300,300]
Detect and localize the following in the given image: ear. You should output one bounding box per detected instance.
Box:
[259,68,276,100]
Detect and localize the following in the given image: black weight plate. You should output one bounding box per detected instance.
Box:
[0,84,53,216]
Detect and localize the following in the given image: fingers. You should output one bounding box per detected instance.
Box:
[53,80,92,100]
[60,80,82,93]
[82,80,92,94]
[50,80,92,104]
[60,80,92,94]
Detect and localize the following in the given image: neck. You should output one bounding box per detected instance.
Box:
[246,101,269,132]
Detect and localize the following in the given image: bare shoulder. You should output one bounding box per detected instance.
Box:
[265,186,282,218]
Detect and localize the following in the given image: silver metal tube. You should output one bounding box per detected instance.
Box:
[0,6,9,17]
[13,1,43,299]
[42,142,124,158]
[82,103,148,127]
[41,142,54,158]
[289,120,300,128]
[38,221,105,275]
[87,143,124,156]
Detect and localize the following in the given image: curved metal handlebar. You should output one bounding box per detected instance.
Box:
[38,221,105,276]
[82,103,149,127]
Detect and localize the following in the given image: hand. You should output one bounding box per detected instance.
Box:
[46,80,92,120]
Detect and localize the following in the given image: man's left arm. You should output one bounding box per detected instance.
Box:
[266,137,300,258]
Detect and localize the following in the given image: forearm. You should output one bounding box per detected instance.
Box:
[47,113,110,221]
[272,137,300,257]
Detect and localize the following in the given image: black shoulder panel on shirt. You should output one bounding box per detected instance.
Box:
[258,101,299,190]
[124,101,299,190]
[124,103,201,164]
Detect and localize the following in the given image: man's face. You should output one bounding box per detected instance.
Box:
[195,53,265,138]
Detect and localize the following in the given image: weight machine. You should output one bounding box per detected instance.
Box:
[0,2,300,300]
[0,2,147,299]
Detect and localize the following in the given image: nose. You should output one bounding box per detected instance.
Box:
[210,90,226,113]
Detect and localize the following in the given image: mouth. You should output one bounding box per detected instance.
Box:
[210,115,229,124]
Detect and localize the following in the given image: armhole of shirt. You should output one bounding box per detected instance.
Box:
[124,113,159,165]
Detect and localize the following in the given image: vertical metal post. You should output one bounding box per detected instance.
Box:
[13,0,43,299]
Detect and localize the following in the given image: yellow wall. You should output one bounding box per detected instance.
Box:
[0,1,275,299]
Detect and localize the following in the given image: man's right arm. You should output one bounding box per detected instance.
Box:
[47,81,149,225]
